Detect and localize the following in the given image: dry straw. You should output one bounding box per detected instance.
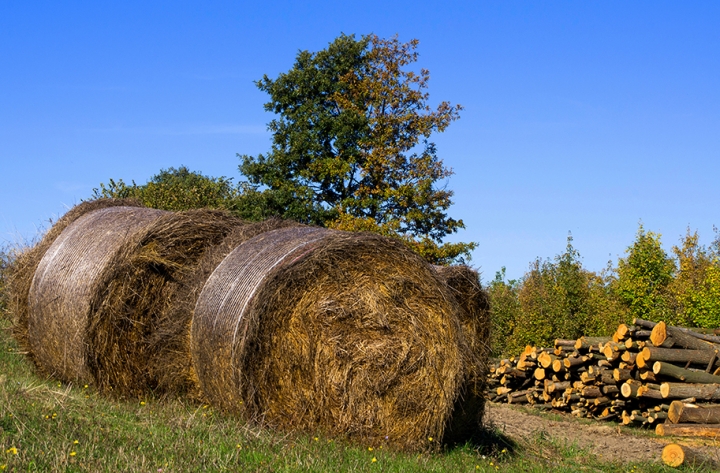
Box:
[7,198,144,368]
[191,226,472,450]
[433,264,491,443]
[28,205,169,381]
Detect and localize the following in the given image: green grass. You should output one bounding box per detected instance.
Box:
[0,316,710,473]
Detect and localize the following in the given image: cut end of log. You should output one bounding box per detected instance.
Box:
[650,321,668,348]
[662,443,697,468]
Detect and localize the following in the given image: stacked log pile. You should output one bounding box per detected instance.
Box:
[487,318,720,430]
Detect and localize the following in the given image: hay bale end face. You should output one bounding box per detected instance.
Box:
[85,209,243,397]
[191,226,469,450]
[28,205,168,381]
[7,198,143,364]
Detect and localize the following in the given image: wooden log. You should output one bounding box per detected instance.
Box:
[633,318,657,329]
[660,383,720,400]
[602,385,620,396]
[651,321,719,351]
[563,355,586,369]
[537,351,557,369]
[546,381,571,394]
[653,361,720,384]
[668,401,720,424]
[551,359,567,374]
[672,326,720,344]
[575,336,611,351]
[581,386,603,398]
[614,368,633,382]
[637,384,664,400]
[621,380,643,398]
[615,323,631,340]
[639,370,658,382]
[634,330,652,339]
[661,443,707,468]
[554,339,576,347]
[507,390,531,404]
[533,367,547,381]
[641,346,718,366]
[656,423,720,438]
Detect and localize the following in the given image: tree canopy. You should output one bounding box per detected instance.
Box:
[238,34,474,264]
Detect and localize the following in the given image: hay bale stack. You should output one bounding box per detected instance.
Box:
[191,226,470,450]
[28,205,168,381]
[7,198,143,364]
[84,209,243,397]
[433,265,491,443]
[143,217,300,397]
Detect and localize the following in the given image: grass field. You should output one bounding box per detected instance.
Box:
[0,316,708,472]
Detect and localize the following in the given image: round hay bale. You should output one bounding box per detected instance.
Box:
[28,205,168,381]
[7,198,142,364]
[141,217,300,398]
[191,226,469,450]
[433,264,491,443]
[85,209,243,397]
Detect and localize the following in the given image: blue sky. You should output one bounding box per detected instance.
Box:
[1,1,718,282]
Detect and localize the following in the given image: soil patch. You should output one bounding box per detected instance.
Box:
[486,402,720,466]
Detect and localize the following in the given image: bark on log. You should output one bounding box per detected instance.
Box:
[656,423,720,438]
[641,347,718,366]
[668,401,720,424]
[653,361,720,384]
[633,318,657,329]
[660,383,720,400]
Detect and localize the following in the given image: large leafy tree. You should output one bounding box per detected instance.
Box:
[238,34,474,264]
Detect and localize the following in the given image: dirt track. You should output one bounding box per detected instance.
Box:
[486,402,720,466]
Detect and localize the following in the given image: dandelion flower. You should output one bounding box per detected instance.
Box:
[69,452,76,457]
[368,447,373,452]
[84,384,88,389]
[314,437,318,442]
[73,440,79,445]
[6,447,18,455]
[371,457,377,463]
[140,401,146,406]
[1,464,6,470]
[428,437,433,442]
[236,444,242,449]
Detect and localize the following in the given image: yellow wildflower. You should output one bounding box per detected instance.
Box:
[69,452,76,457]
[6,447,17,455]
[371,457,377,463]
[428,437,433,442]
[368,447,373,452]
[73,440,79,444]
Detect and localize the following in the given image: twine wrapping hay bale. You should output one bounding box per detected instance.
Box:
[191,226,470,450]
[28,205,168,381]
[433,264,491,442]
[7,198,142,363]
[139,217,299,397]
[85,209,243,397]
